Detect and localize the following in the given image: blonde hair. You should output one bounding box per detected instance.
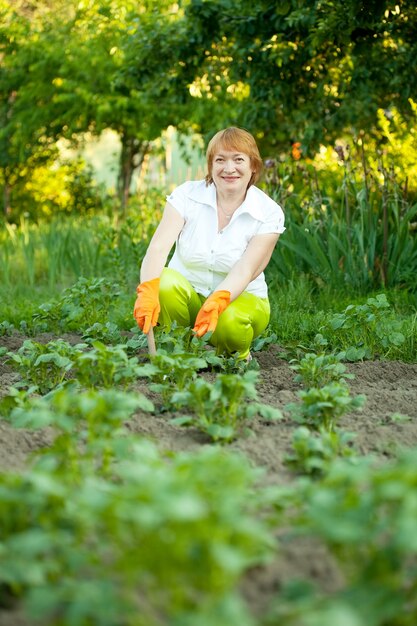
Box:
[205,127,263,187]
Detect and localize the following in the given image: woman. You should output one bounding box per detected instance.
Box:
[134,127,285,360]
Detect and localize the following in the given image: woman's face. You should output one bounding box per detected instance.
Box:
[211,148,254,195]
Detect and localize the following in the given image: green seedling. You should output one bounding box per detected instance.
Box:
[384,412,412,424]
[290,351,354,388]
[285,425,357,477]
[10,387,153,475]
[82,322,124,345]
[0,320,15,336]
[0,385,39,418]
[73,341,142,389]
[252,331,278,352]
[32,277,121,332]
[147,350,209,408]
[171,370,282,442]
[6,339,83,394]
[292,448,417,625]
[286,383,366,432]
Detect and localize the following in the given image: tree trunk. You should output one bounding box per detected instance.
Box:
[117,135,150,216]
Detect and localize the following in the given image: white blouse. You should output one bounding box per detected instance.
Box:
[166,180,285,298]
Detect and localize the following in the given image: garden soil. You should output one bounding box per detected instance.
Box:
[1,333,417,625]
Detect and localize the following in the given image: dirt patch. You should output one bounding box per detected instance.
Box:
[1,334,417,623]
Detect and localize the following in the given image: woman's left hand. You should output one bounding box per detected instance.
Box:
[193,290,231,337]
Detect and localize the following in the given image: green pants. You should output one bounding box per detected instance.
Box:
[159,268,270,359]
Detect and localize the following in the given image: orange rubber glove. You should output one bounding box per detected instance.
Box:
[133,278,160,334]
[193,290,231,337]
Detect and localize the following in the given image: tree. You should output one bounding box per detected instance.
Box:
[184,0,417,153]
[0,0,207,215]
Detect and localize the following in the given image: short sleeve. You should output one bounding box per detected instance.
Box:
[166,182,192,219]
[257,201,286,235]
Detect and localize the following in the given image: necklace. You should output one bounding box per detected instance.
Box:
[218,203,233,219]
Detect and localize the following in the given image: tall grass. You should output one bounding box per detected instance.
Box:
[0,214,151,292]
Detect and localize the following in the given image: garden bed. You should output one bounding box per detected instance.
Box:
[1,334,417,625]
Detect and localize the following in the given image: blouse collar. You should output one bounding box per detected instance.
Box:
[188,181,265,221]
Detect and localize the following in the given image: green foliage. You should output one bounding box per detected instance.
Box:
[32,277,121,332]
[9,388,153,469]
[289,352,354,388]
[171,370,282,442]
[293,449,417,625]
[287,383,366,432]
[186,0,417,153]
[285,426,357,477]
[6,339,82,394]
[73,341,142,389]
[0,438,275,626]
[320,294,406,360]
[81,322,124,345]
[148,350,209,408]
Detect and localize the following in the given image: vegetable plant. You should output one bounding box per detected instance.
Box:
[0,442,276,626]
[6,339,83,394]
[289,448,417,626]
[285,426,357,477]
[31,277,121,332]
[171,370,282,442]
[286,383,366,432]
[9,387,154,475]
[73,341,142,389]
[82,322,124,345]
[147,350,209,409]
[289,351,353,388]
[320,293,406,360]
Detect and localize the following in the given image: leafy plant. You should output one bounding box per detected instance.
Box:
[289,351,354,388]
[6,339,82,394]
[73,341,142,389]
[0,320,15,336]
[321,294,406,360]
[9,387,153,475]
[171,370,282,442]
[81,322,124,345]
[147,350,210,408]
[32,277,121,332]
[288,448,417,626]
[0,385,39,418]
[0,442,275,626]
[286,383,366,432]
[285,426,357,477]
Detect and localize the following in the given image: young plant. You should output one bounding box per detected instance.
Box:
[321,293,406,360]
[285,425,357,477]
[73,341,142,389]
[291,448,417,625]
[0,320,15,336]
[147,350,209,408]
[0,385,39,418]
[171,370,282,442]
[6,339,82,394]
[290,351,354,388]
[286,383,366,432]
[82,322,124,345]
[32,277,121,332]
[9,387,154,475]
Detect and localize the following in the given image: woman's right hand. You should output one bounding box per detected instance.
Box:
[133,278,161,334]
